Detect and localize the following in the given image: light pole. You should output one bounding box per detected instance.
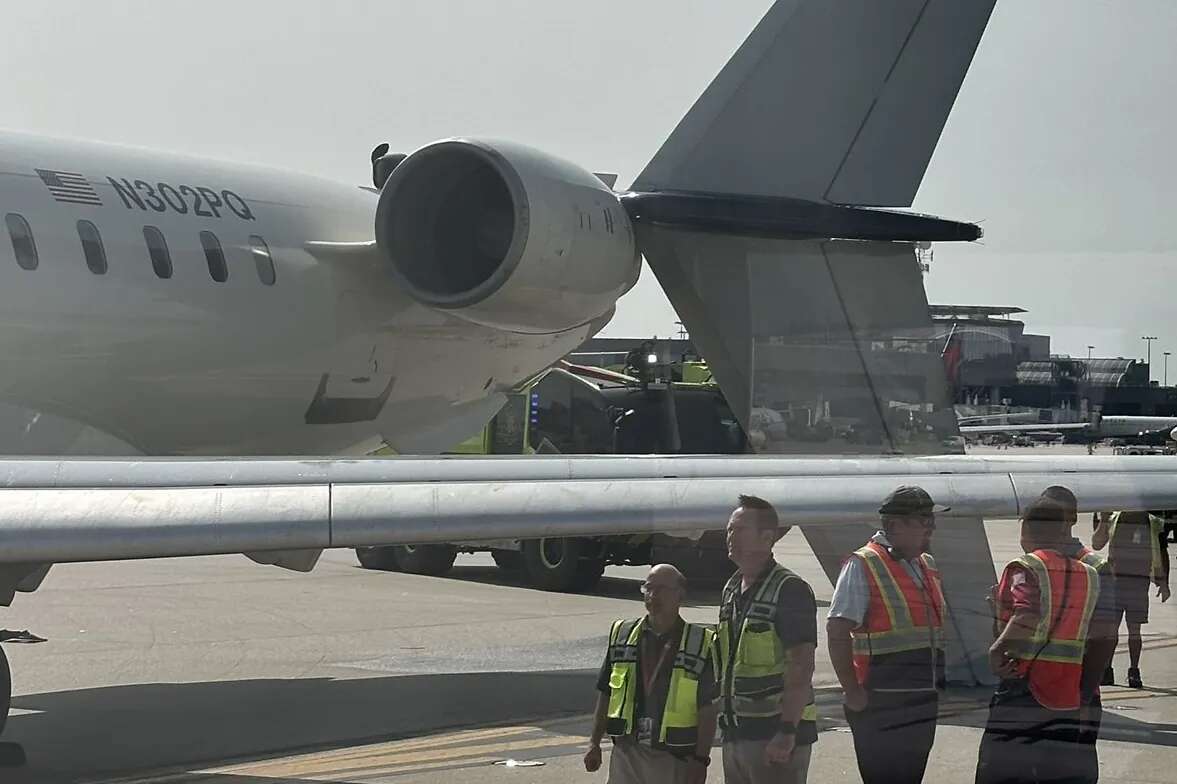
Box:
[1087,345,1094,360]
[1165,352,1171,387]
[1142,336,1158,380]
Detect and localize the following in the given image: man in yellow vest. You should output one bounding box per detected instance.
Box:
[719,495,818,784]
[975,499,1102,784]
[1093,508,1170,688]
[585,563,719,784]
[827,485,946,784]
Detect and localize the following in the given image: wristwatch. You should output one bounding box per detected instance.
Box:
[691,753,711,767]
[776,721,798,736]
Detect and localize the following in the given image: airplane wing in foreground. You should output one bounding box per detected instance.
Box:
[0,454,1171,583]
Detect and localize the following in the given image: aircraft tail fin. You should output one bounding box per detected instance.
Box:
[632,0,996,207]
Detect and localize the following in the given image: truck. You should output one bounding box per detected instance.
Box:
[355,353,746,591]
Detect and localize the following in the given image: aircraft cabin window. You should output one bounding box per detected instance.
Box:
[76,220,107,275]
[143,226,173,279]
[5,213,38,270]
[199,231,228,282]
[249,235,276,285]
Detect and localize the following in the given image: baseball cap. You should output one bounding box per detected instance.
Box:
[878,485,950,516]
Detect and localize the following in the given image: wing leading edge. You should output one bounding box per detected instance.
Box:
[0,455,1172,566]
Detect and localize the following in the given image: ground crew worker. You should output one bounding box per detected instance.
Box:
[828,485,947,784]
[1092,508,1171,688]
[585,564,719,784]
[719,495,818,784]
[1040,486,1118,784]
[975,499,1102,784]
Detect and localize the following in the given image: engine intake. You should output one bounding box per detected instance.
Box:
[375,139,638,334]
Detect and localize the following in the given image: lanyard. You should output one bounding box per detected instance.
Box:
[642,634,677,697]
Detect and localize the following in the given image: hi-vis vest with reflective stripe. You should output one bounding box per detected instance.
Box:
[1000,549,1099,711]
[1108,511,1166,581]
[1076,546,1107,571]
[605,618,715,748]
[717,563,817,725]
[850,541,945,689]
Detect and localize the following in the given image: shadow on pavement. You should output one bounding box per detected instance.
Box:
[927,686,1177,748]
[404,564,830,608]
[4,669,599,783]
[11,680,1174,783]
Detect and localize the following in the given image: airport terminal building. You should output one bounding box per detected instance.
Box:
[582,304,1177,431]
[935,305,1177,417]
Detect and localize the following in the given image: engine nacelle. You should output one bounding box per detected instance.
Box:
[375,138,639,334]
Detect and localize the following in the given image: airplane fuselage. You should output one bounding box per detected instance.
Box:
[0,131,595,455]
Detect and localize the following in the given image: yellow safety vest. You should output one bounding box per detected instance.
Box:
[1108,512,1166,581]
[605,618,716,749]
[717,564,818,726]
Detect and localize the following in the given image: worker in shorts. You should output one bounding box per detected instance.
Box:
[1093,509,1170,687]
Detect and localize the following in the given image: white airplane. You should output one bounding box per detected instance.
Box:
[961,415,1177,441]
[0,0,1172,737]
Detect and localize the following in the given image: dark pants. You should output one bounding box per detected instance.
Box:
[1075,695,1102,784]
[975,681,1084,784]
[844,691,938,784]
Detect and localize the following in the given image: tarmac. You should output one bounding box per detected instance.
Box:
[0,447,1174,782]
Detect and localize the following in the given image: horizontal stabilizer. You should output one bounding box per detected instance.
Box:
[621,190,981,242]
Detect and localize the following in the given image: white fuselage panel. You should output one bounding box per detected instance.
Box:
[0,131,593,455]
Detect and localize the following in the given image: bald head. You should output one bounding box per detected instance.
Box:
[642,563,687,623]
[647,563,687,590]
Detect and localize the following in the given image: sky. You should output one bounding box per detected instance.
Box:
[3,1,1176,374]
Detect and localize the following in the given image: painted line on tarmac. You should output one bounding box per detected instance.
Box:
[1101,687,1177,702]
[85,724,586,784]
[279,735,582,781]
[212,732,579,780]
[214,724,540,773]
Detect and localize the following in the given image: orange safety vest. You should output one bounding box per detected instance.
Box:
[997,549,1100,711]
[850,541,945,689]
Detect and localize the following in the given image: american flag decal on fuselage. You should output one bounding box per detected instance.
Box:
[36,169,103,206]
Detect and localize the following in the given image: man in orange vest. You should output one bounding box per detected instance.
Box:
[1040,486,1118,784]
[828,485,947,784]
[975,498,1102,784]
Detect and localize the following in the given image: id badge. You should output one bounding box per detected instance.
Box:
[637,717,653,745]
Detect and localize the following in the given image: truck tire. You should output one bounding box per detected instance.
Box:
[393,544,458,576]
[0,645,9,736]
[492,549,523,572]
[571,558,606,591]
[521,537,586,592]
[652,532,732,588]
[355,546,400,571]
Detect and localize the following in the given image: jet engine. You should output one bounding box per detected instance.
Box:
[375,138,639,334]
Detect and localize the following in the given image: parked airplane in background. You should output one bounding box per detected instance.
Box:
[960,414,1177,443]
[0,0,1172,737]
